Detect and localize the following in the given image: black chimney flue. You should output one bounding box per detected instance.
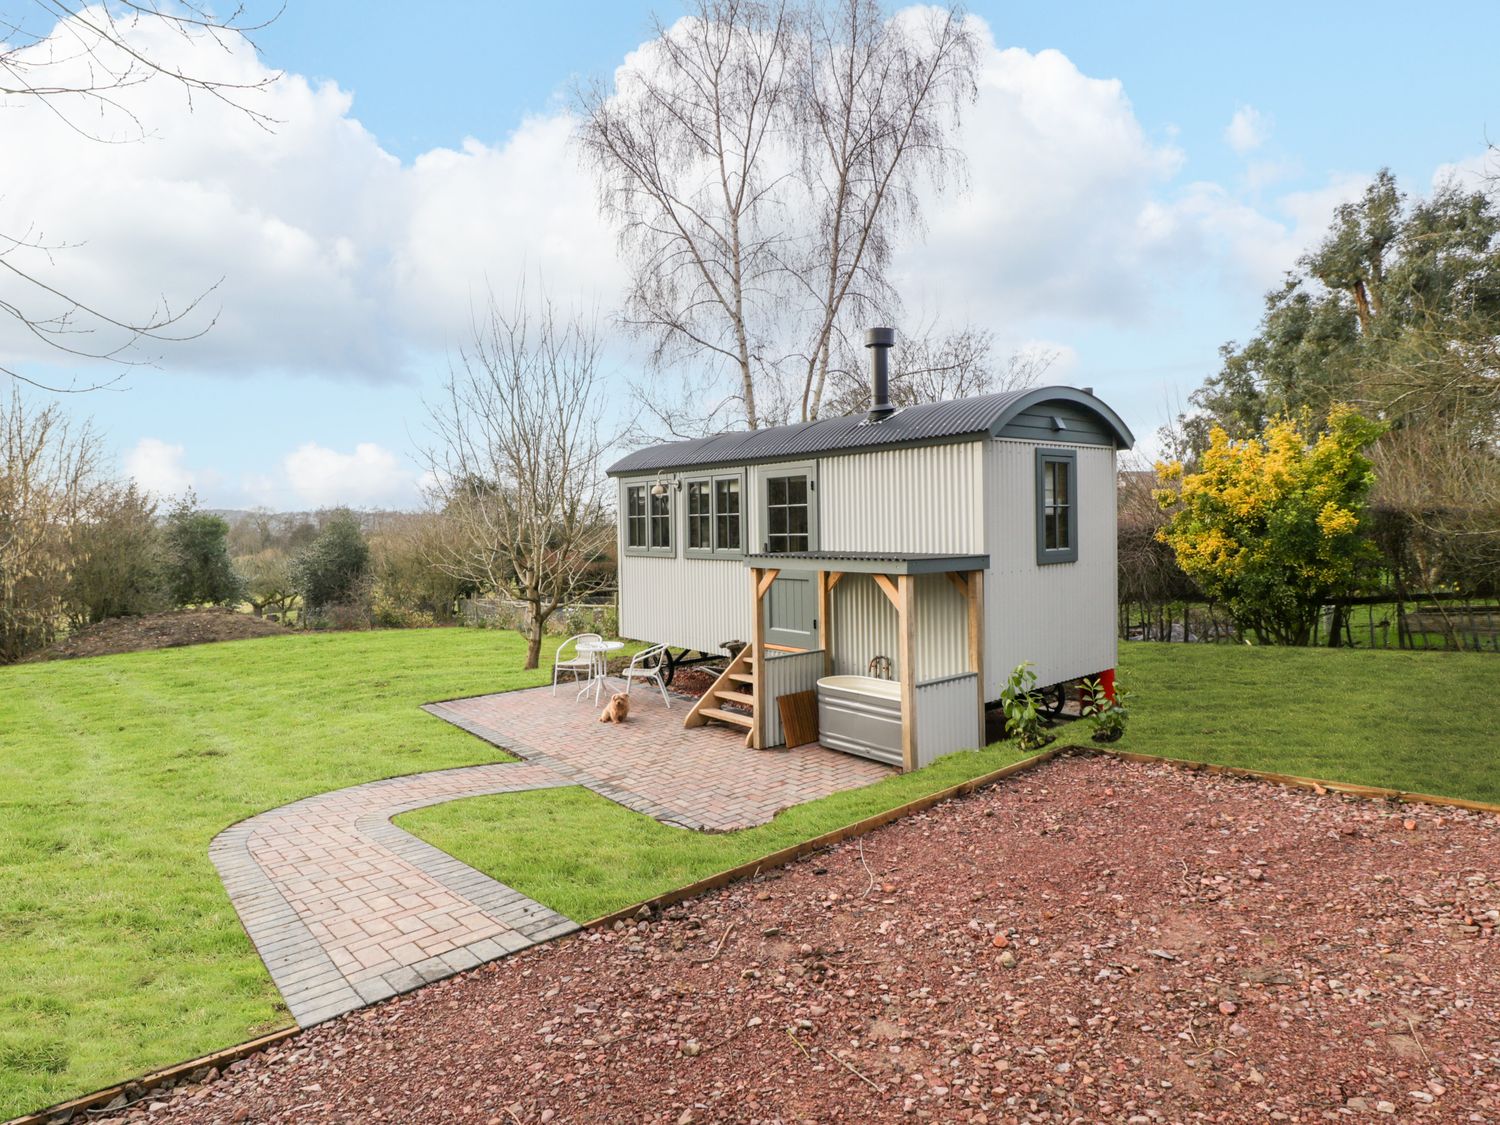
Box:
[865,326,895,421]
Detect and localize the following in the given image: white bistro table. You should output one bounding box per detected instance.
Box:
[575,639,625,704]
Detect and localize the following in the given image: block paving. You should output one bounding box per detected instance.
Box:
[425,683,891,831]
[213,683,890,1027]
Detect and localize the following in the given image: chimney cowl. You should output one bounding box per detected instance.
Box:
[864,326,896,421]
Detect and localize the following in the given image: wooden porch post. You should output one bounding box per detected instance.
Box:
[750,567,767,749]
[967,569,985,741]
[817,570,833,677]
[897,573,917,772]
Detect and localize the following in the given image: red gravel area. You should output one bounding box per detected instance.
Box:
[666,666,719,699]
[97,755,1500,1124]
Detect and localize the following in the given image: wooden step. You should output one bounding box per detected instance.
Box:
[698,706,753,729]
[728,672,756,685]
[714,689,755,707]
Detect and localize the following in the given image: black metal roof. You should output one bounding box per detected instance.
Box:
[606,386,1134,476]
[742,551,990,576]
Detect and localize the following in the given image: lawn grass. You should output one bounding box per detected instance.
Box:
[397,743,1036,922]
[400,641,1500,929]
[0,628,555,1119]
[3,633,1496,1118]
[1115,642,1500,801]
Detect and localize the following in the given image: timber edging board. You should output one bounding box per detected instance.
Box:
[4,1028,300,1125]
[12,746,1500,1125]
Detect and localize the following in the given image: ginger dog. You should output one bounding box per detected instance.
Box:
[599,692,632,724]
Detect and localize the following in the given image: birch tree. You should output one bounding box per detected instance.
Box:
[578,0,978,430]
[423,289,615,670]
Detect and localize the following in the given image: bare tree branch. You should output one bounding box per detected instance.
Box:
[577,0,979,434]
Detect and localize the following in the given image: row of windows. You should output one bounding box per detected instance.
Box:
[625,469,812,557]
[625,473,748,556]
[625,451,1079,564]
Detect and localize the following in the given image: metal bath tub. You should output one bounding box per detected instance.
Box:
[816,675,902,766]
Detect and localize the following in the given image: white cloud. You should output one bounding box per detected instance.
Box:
[0,3,1443,434]
[278,441,421,509]
[894,33,1186,328]
[125,436,421,510]
[1224,105,1268,154]
[1432,148,1499,192]
[0,8,620,384]
[124,437,196,499]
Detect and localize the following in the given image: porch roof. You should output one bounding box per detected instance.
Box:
[742,551,989,576]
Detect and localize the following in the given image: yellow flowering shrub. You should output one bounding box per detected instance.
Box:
[1156,405,1385,644]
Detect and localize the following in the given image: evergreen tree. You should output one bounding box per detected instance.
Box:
[162,496,243,607]
[295,510,372,614]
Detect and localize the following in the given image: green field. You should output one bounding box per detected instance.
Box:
[2,633,1497,1117]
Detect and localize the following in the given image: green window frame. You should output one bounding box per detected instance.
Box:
[624,482,675,556]
[1035,448,1078,565]
[684,472,744,558]
[763,469,812,554]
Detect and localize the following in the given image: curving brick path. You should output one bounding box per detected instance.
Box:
[211,762,579,1026]
[213,685,891,1027]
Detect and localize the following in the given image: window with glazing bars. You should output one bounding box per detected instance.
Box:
[648,488,672,549]
[625,485,648,549]
[1035,448,1078,564]
[765,473,810,553]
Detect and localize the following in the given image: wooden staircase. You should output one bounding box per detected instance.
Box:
[683,643,758,745]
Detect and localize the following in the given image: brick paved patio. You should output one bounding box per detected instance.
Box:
[213,684,890,1028]
[425,683,892,831]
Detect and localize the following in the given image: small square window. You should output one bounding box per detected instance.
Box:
[764,471,811,553]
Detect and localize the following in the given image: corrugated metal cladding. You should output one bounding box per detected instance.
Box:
[829,573,970,682]
[762,650,824,748]
[982,439,1118,696]
[618,553,751,654]
[914,674,983,767]
[819,441,984,555]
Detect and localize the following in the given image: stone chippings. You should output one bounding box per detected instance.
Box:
[124,755,1499,1123]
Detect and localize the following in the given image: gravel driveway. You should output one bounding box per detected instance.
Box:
[98,754,1500,1123]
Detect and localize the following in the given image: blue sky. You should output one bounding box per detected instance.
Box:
[6,1,1497,509]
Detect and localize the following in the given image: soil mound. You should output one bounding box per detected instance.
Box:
[28,609,288,662]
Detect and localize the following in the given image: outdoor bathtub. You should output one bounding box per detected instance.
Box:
[816,675,902,766]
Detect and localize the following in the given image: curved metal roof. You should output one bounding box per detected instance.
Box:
[606,385,1134,476]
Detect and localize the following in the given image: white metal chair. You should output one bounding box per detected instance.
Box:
[552,633,603,696]
[622,642,671,707]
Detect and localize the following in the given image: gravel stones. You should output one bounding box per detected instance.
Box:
[94,755,1500,1124]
